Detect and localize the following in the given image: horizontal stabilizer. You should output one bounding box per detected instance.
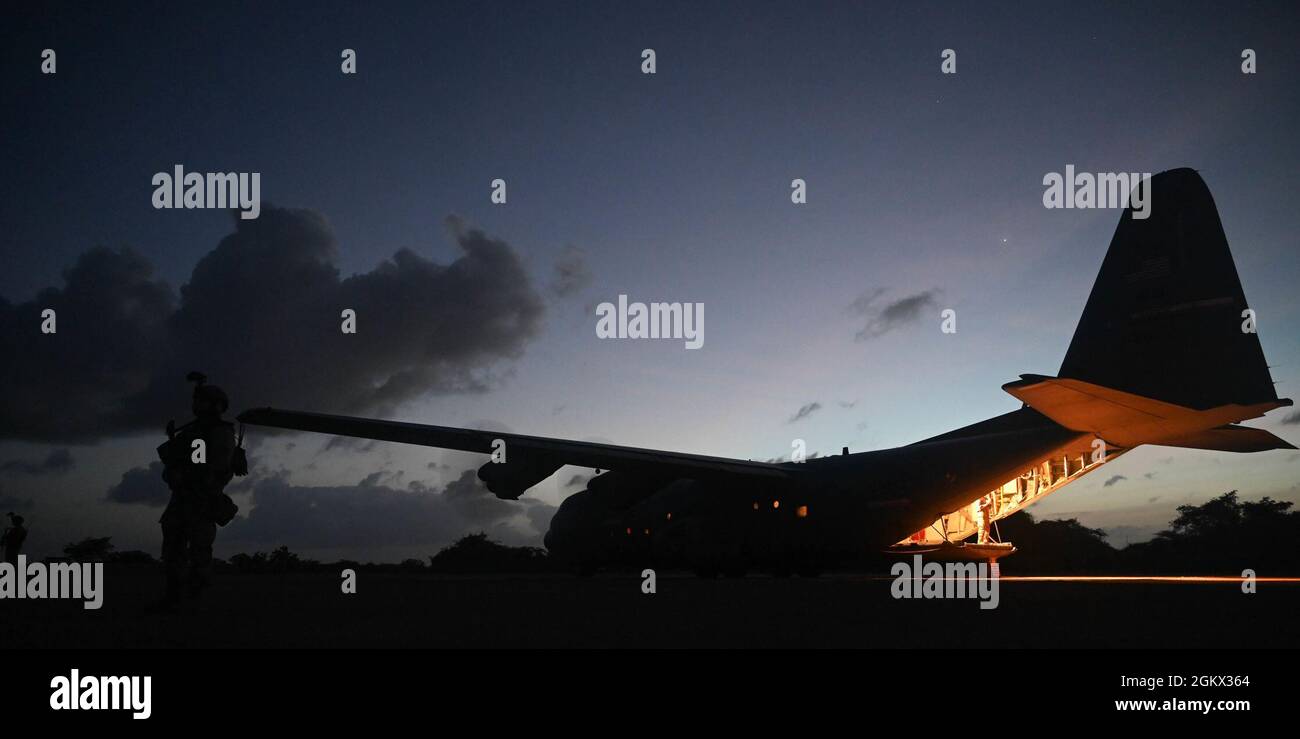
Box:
[1003,374,1292,450]
[1157,425,1295,453]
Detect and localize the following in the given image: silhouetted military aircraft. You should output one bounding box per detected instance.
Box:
[240,168,1293,575]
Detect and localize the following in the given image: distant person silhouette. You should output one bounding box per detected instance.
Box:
[975,494,994,544]
[1,513,27,565]
[157,372,242,604]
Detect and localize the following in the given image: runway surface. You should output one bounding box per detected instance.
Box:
[5,566,1298,649]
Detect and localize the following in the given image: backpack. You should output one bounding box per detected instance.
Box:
[209,492,240,527]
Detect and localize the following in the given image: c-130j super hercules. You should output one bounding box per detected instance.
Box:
[241,169,1294,575]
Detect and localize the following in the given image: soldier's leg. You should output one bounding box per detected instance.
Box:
[187,520,217,594]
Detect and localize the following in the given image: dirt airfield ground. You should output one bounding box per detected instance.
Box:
[4,566,1298,649]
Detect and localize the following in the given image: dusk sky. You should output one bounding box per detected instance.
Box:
[3,1,1298,561]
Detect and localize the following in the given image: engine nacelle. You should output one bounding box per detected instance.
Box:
[476,453,563,499]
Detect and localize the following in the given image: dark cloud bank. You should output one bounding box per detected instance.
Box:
[1,448,74,475]
[0,208,546,443]
[106,464,556,553]
[226,469,555,552]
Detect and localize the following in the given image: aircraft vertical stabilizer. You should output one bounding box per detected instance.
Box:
[1058,168,1284,411]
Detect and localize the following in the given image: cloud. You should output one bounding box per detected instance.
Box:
[105,461,170,507]
[549,245,592,297]
[1,448,74,476]
[0,247,176,441]
[102,456,558,555]
[522,498,557,538]
[221,468,554,553]
[0,209,545,442]
[442,468,518,524]
[1103,474,1127,487]
[323,436,379,453]
[787,402,822,424]
[0,493,34,512]
[847,288,939,340]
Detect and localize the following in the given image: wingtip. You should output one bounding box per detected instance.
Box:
[1002,374,1053,392]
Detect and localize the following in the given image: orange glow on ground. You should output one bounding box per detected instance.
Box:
[997,575,1300,583]
[865,575,1300,583]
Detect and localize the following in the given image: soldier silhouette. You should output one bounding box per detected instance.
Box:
[157,372,244,605]
[1,513,27,565]
[975,493,995,544]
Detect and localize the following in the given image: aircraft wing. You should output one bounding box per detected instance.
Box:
[237,407,793,498]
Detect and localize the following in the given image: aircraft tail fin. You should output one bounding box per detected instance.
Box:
[1058,168,1284,411]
